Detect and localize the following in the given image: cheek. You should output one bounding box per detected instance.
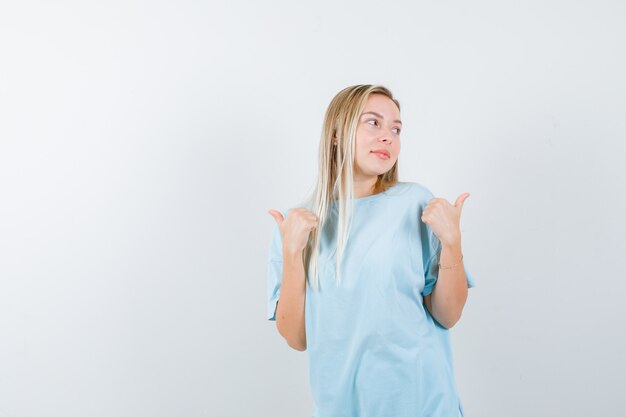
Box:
[355,132,371,152]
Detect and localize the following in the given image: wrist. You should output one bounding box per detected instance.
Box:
[440,233,462,248]
[283,246,303,261]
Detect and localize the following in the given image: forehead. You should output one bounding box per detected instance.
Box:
[361,94,400,117]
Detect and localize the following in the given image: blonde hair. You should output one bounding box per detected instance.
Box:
[299,84,401,290]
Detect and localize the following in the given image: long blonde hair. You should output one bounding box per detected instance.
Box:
[299,84,401,290]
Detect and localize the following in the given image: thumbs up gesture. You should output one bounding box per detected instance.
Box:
[420,193,470,246]
[268,208,319,257]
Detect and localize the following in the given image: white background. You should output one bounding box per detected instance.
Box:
[1,1,625,416]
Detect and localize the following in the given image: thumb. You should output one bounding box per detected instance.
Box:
[268,209,285,225]
[454,193,470,210]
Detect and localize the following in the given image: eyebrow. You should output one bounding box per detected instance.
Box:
[361,111,402,125]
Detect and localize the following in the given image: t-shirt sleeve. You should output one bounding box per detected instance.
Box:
[267,210,285,321]
[419,193,476,297]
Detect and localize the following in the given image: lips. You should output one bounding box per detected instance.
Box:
[371,150,391,158]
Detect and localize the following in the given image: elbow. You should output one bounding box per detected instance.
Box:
[437,312,462,329]
[434,316,452,329]
[277,322,306,351]
[431,299,465,329]
[282,332,306,351]
[437,318,457,329]
[440,319,457,329]
[287,340,307,351]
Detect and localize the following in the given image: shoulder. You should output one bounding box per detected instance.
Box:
[402,181,436,203]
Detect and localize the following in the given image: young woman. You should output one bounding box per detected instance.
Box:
[266,84,476,417]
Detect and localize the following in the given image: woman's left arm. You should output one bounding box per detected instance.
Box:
[421,192,471,329]
[423,239,468,328]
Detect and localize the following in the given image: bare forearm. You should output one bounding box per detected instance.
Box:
[430,240,468,328]
[275,249,307,351]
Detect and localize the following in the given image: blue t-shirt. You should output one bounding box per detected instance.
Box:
[267,181,476,417]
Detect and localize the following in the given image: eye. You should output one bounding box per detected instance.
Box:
[366,118,401,135]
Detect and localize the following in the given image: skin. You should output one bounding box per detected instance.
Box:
[352,93,402,198]
[266,94,472,351]
[421,193,471,328]
[352,93,471,328]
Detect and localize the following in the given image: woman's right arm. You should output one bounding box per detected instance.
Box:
[268,207,318,352]
[275,248,307,351]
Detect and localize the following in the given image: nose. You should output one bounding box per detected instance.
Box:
[379,128,394,142]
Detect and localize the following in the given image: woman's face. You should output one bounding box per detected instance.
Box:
[353,93,401,180]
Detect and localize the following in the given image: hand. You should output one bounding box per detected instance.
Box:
[420,193,470,246]
[268,208,319,256]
